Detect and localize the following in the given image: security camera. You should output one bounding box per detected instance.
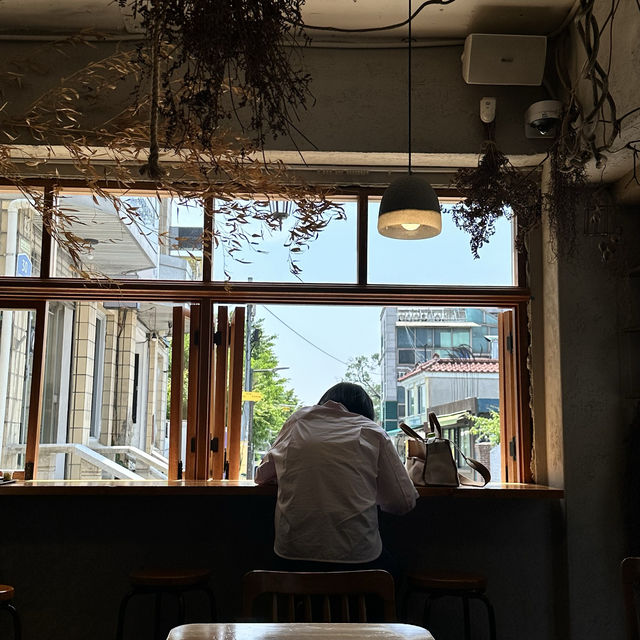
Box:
[525,100,562,138]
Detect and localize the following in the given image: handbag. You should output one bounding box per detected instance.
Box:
[400,412,491,487]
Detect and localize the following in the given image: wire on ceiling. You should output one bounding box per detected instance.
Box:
[289,0,457,34]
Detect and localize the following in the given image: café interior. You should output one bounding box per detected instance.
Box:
[1,0,640,639]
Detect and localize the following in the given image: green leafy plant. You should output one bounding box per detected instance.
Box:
[468,409,501,447]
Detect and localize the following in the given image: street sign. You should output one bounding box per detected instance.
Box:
[242,391,263,402]
[16,253,32,277]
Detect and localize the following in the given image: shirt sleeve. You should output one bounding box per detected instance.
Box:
[254,451,276,485]
[376,436,419,515]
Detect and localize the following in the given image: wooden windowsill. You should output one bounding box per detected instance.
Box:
[0,480,563,498]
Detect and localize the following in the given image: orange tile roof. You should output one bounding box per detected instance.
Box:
[398,358,499,381]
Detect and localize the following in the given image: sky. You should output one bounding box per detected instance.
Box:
[173,199,513,406]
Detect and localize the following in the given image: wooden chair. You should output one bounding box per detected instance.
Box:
[622,557,640,640]
[241,570,396,623]
[0,584,21,640]
[116,568,216,640]
[404,570,496,640]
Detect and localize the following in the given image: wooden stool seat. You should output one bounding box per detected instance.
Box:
[129,568,212,588]
[406,571,487,592]
[117,568,216,640]
[404,570,496,640]
[0,585,15,602]
[0,584,20,639]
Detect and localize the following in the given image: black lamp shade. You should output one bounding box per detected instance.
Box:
[378,174,442,239]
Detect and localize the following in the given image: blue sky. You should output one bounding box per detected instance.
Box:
[174,199,513,405]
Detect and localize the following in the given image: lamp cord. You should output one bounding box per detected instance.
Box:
[408,0,412,175]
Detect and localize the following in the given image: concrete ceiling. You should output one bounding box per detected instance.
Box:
[0,0,577,41]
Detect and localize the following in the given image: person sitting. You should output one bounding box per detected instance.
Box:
[255,382,418,576]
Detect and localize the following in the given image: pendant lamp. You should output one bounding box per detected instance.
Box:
[378,0,442,240]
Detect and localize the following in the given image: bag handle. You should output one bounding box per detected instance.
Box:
[399,422,425,442]
[428,412,443,438]
[428,412,491,487]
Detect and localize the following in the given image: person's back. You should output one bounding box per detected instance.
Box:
[255,383,418,567]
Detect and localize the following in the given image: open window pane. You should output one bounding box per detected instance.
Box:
[241,303,505,481]
[37,300,189,480]
[0,309,35,473]
[0,192,42,277]
[212,198,356,283]
[368,199,515,286]
[53,193,204,280]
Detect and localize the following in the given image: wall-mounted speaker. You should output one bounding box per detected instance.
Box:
[461,33,547,86]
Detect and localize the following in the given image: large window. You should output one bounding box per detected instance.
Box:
[0,186,531,483]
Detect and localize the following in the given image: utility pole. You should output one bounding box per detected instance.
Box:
[242,300,255,479]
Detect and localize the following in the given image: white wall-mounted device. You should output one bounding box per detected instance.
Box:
[462,34,547,86]
[480,97,496,124]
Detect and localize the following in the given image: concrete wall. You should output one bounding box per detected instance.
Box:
[0,41,551,163]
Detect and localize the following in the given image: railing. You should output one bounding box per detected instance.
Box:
[5,442,169,480]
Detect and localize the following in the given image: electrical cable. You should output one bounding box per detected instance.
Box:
[261,306,349,365]
[288,0,456,34]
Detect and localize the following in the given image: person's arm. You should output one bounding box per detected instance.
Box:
[376,436,419,515]
[254,411,298,485]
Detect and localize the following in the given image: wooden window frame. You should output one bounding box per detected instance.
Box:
[0,182,533,482]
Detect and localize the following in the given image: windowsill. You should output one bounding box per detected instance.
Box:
[0,480,563,498]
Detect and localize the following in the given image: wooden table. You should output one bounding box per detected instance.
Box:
[167,623,435,640]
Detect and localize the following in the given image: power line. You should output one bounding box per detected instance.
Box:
[261,306,349,366]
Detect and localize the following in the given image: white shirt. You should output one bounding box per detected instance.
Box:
[255,401,418,563]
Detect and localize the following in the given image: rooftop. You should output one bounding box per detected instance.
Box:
[399,357,500,380]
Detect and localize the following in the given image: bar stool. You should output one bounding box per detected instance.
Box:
[404,570,496,640]
[116,568,216,640]
[0,584,21,640]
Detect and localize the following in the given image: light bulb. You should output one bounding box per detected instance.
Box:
[400,223,421,231]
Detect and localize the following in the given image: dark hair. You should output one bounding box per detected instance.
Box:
[318,382,375,421]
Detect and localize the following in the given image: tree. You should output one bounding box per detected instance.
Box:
[468,409,501,446]
[250,320,300,453]
[342,353,382,422]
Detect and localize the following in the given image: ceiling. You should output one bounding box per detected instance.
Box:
[0,0,577,42]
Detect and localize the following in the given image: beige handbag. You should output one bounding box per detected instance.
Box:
[401,412,491,487]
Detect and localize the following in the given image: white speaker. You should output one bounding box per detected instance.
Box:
[461,34,547,86]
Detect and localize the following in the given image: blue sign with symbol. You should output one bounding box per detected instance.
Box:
[16,253,32,277]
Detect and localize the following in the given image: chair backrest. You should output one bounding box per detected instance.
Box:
[241,570,396,623]
[622,557,640,640]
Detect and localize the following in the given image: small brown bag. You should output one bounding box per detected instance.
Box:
[401,412,491,487]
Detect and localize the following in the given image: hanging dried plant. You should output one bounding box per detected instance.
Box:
[544,146,589,258]
[0,25,342,281]
[121,0,312,177]
[450,139,541,258]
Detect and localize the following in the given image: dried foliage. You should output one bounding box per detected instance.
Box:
[450,140,541,258]
[543,146,588,258]
[0,18,343,280]
[122,0,312,177]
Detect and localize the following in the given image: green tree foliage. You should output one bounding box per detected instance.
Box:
[342,353,382,422]
[250,320,300,452]
[468,409,501,446]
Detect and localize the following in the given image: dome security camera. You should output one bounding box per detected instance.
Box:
[525,100,562,138]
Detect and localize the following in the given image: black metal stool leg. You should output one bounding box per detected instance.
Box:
[462,595,471,640]
[477,593,497,640]
[202,587,217,622]
[116,591,136,640]
[153,592,163,640]
[422,593,433,629]
[6,603,21,640]
[177,592,186,625]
